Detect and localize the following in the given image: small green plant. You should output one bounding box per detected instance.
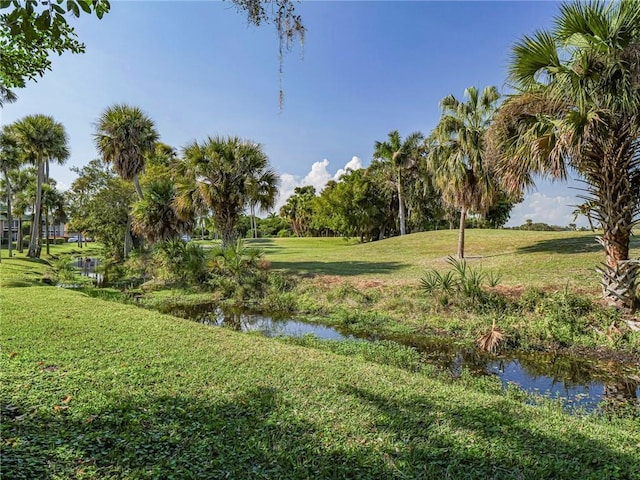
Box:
[421,256,502,305]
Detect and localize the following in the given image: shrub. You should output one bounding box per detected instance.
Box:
[153,239,208,285]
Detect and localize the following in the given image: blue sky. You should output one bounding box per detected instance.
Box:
[1,0,587,226]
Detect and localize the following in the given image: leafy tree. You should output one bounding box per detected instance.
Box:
[279,185,316,237]
[314,169,393,241]
[0,0,110,88]
[176,135,278,246]
[1,1,303,105]
[67,159,134,260]
[373,130,424,236]
[489,0,640,309]
[9,114,69,258]
[428,86,501,258]
[482,190,522,229]
[258,212,289,237]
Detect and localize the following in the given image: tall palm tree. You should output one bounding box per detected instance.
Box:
[10,115,69,258]
[11,167,35,253]
[428,86,501,258]
[176,136,279,246]
[489,0,640,310]
[0,126,22,259]
[373,130,424,236]
[94,104,159,257]
[131,179,192,243]
[247,167,280,238]
[93,104,159,200]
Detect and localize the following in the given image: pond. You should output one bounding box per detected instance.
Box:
[164,302,640,414]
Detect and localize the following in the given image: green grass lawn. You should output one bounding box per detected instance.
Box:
[257,230,640,291]
[2,286,639,479]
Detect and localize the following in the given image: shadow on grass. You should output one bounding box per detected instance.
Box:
[3,385,637,479]
[516,236,602,255]
[271,260,406,276]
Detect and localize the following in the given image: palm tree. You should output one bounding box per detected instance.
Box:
[0,85,17,108]
[10,115,69,258]
[11,167,35,253]
[41,184,66,255]
[131,179,192,243]
[373,130,424,236]
[176,136,279,246]
[93,104,159,200]
[0,126,22,259]
[489,0,640,310]
[94,104,159,257]
[247,167,280,238]
[428,86,501,258]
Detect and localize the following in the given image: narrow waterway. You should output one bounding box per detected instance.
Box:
[165,302,640,414]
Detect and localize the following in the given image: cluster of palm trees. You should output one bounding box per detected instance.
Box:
[371,85,502,260]
[0,115,69,259]
[92,105,280,256]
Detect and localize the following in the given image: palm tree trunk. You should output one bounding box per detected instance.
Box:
[45,206,50,256]
[133,174,144,200]
[17,218,23,253]
[124,216,133,258]
[5,173,12,258]
[397,172,406,236]
[28,161,44,258]
[597,227,637,311]
[457,207,467,259]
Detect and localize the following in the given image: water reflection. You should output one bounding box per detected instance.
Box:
[165,302,639,413]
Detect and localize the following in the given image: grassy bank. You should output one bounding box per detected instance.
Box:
[2,286,639,479]
[244,231,640,356]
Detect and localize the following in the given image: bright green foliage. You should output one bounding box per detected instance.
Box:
[0,0,110,87]
[280,185,316,237]
[210,239,265,282]
[93,104,159,200]
[313,169,393,241]
[66,161,135,260]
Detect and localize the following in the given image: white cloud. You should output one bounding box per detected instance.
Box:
[506,192,586,227]
[334,156,363,180]
[274,156,363,211]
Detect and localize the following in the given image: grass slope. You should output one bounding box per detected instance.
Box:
[259,230,640,290]
[2,286,639,479]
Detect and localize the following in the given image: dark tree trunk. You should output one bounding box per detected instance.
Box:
[457,207,467,259]
[28,161,44,258]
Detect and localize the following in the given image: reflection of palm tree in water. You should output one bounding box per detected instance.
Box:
[223,312,243,331]
[603,380,639,413]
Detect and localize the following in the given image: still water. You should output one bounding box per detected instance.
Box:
[165,303,640,414]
